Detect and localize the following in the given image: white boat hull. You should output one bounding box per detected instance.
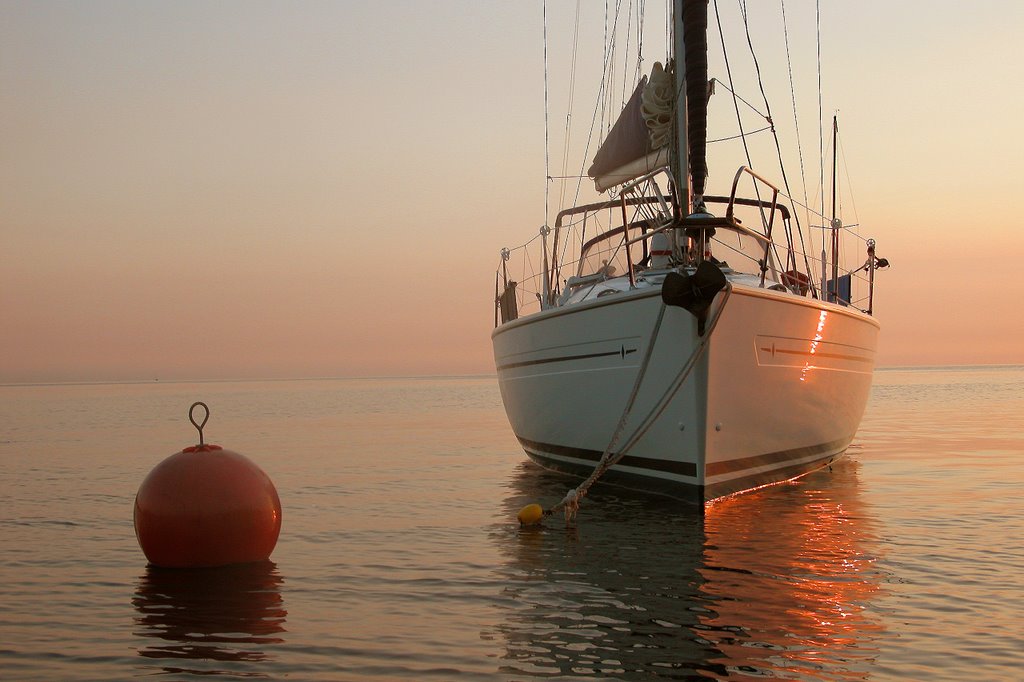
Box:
[492,281,879,502]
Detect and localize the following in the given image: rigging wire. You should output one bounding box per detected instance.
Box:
[838,130,860,226]
[816,0,825,259]
[713,0,773,251]
[664,0,670,62]
[557,0,583,214]
[712,1,752,168]
[780,0,814,269]
[599,1,607,135]
[709,78,767,119]
[836,127,866,274]
[569,0,626,257]
[621,0,633,108]
[604,1,620,138]
[621,0,646,105]
[543,0,551,229]
[736,0,815,284]
[636,0,646,84]
[544,0,627,279]
[708,124,771,144]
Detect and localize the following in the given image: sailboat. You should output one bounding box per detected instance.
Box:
[492,1,887,503]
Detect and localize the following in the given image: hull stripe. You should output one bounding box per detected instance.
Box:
[704,453,840,500]
[518,436,849,484]
[759,344,873,364]
[517,437,698,478]
[498,347,637,371]
[705,438,850,477]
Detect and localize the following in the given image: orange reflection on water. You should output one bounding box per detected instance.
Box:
[699,464,884,678]
[497,459,885,679]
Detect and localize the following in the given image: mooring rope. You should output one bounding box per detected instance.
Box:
[540,284,733,523]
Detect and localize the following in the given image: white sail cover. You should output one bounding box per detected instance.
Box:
[589,62,673,192]
[642,62,673,148]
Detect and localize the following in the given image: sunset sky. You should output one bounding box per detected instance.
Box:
[3,1,1023,383]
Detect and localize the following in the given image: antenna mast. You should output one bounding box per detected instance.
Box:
[829,115,839,301]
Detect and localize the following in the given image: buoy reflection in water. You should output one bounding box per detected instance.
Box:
[132,560,287,672]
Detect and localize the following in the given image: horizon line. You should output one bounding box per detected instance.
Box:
[2,362,1023,389]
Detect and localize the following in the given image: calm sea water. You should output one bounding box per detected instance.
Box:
[1,367,1022,680]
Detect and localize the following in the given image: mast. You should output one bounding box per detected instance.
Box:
[672,1,690,214]
[684,1,709,212]
[672,0,710,215]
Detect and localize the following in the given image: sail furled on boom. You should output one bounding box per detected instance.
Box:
[682,0,709,201]
[588,63,674,193]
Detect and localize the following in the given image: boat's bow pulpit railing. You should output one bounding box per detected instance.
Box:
[543,166,680,306]
[493,163,887,327]
[687,166,780,288]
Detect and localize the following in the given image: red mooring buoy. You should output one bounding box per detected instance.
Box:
[134,402,282,568]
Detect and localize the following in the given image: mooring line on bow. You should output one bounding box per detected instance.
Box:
[518,284,733,526]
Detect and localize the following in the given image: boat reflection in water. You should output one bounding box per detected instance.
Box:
[132,560,287,673]
[494,457,884,679]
